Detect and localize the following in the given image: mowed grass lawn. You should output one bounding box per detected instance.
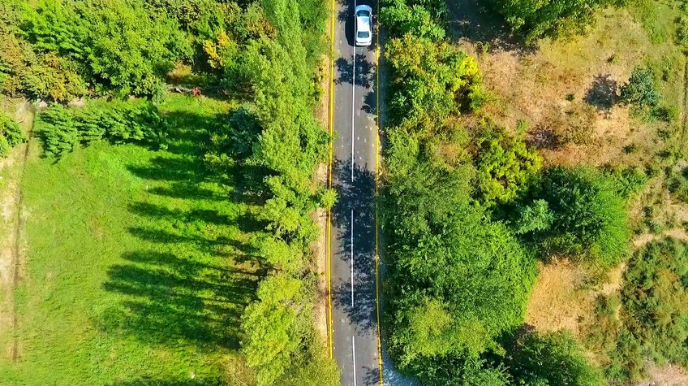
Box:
[0,96,262,385]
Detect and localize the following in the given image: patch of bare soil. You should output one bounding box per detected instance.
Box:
[311,49,333,346]
[526,260,628,335]
[600,262,626,296]
[455,8,651,167]
[525,260,593,335]
[634,228,689,248]
[0,99,34,362]
[636,363,689,386]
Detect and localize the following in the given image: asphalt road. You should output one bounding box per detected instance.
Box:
[329,0,380,385]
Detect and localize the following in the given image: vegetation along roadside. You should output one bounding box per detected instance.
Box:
[380,0,687,385]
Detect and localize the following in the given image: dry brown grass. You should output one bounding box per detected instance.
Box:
[525,259,627,337]
[636,363,689,386]
[525,260,592,335]
[456,8,663,168]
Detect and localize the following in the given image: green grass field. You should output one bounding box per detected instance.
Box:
[0,95,262,385]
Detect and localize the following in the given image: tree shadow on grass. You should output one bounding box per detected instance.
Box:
[585,74,618,116]
[446,0,534,54]
[102,109,270,352]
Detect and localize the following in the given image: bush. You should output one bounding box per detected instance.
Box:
[475,126,541,205]
[666,166,688,202]
[406,354,511,386]
[37,101,163,157]
[485,0,614,43]
[381,0,446,41]
[533,167,631,267]
[386,34,482,130]
[0,111,25,157]
[385,163,537,367]
[0,22,86,102]
[621,237,688,367]
[620,66,660,109]
[505,330,606,386]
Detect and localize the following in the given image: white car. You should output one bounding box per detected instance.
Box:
[355,5,373,46]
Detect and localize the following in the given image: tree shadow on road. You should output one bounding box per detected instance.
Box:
[336,53,375,88]
[331,158,378,335]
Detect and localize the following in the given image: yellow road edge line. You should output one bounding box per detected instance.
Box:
[326,0,336,361]
[375,1,384,384]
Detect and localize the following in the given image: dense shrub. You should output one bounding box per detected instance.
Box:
[620,66,660,109]
[505,330,606,386]
[1,0,193,98]
[381,0,447,41]
[0,112,25,157]
[406,354,511,386]
[385,163,537,367]
[475,126,541,205]
[386,34,482,130]
[526,167,631,267]
[485,0,622,43]
[37,101,163,157]
[621,238,688,366]
[0,3,87,102]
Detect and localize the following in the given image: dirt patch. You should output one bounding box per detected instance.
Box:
[637,363,689,386]
[600,262,626,296]
[0,99,34,362]
[455,8,652,167]
[311,20,334,346]
[525,260,593,335]
[634,228,689,248]
[526,259,630,335]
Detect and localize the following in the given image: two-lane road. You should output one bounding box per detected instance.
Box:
[329,0,381,385]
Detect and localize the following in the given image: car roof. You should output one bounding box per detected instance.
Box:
[357,15,370,31]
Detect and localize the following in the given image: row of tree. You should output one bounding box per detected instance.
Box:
[380,0,636,385]
[204,1,339,384]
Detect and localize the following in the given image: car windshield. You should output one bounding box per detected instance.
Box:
[356,10,369,17]
[357,31,369,38]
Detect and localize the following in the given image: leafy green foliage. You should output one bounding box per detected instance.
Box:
[2,0,195,98]
[513,199,553,235]
[0,3,87,102]
[475,127,541,205]
[621,237,688,366]
[528,167,631,267]
[485,0,621,43]
[381,0,447,41]
[505,330,606,386]
[36,101,163,157]
[241,273,304,386]
[386,34,482,130]
[0,111,25,157]
[406,354,511,386]
[206,0,334,383]
[384,163,537,366]
[620,66,660,109]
